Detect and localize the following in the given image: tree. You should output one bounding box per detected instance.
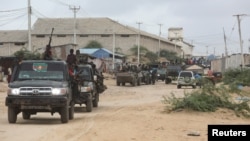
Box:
[14,48,41,60]
[145,51,158,63]
[130,45,149,56]
[159,49,182,63]
[85,40,103,48]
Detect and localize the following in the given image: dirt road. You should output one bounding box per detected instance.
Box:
[0,75,250,141]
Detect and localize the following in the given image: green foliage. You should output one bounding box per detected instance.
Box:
[145,51,158,63]
[129,45,159,63]
[163,81,250,117]
[159,49,182,63]
[130,45,149,56]
[85,40,103,48]
[14,49,41,60]
[223,68,250,87]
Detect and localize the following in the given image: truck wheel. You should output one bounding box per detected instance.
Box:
[177,85,181,89]
[122,82,125,86]
[137,78,141,86]
[60,105,69,123]
[8,107,17,123]
[132,79,137,86]
[93,93,99,107]
[22,112,31,120]
[116,81,120,86]
[69,101,74,120]
[86,95,93,112]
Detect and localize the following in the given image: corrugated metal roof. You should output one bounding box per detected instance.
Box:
[32,17,174,45]
[79,48,99,54]
[79,48,124,58]
[32,17,136,35]
[0,30,28,42]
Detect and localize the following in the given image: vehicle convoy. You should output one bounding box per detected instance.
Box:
[165,64,183,84]
[156,68,166,81]
[5,60,74,123]
[116,64,140,86]
[72,63,101,112]
[140,70,151,84]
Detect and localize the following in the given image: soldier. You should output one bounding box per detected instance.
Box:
[43,45,53,60]
[75,49,80,64]
[89,62,107,93]
[66,49,76,65]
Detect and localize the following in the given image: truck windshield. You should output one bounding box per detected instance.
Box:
[16,62,65,81]
[77,67,91,81]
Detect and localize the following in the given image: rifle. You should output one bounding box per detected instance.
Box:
[43,28,54,60]
[47,28,54,48]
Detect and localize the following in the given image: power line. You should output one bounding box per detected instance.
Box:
[0,8,27,13]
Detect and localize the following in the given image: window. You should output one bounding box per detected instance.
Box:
[36,35,45,38]
[57,35,66,37]
[121,35,130,37]
[80,35,89,37]
[14,43,25,46]
[101,35,110,37]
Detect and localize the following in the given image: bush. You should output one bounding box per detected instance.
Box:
[163,82,250,117]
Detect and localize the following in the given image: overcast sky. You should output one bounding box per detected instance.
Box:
[0,0,250,56]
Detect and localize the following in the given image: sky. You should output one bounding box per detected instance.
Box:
[0,0,250,56]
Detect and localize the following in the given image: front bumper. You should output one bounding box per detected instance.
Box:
[5,95,68,108]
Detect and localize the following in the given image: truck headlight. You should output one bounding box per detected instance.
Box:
[80,86,92,92]
[52,88,67,95]
[7,88,20,95]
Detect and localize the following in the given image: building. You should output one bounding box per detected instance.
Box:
[0,30,28,56]
[211,53,250,72]
[0,17,186,59]
[168,27,194,58]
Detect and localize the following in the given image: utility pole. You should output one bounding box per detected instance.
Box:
[223,28,228,57]
[234,14,246,68]
[112,32,116,70]
[206,46,208,57]
[136,22,142,64]
[28,0,32,52]
[158,24,163,57]
[174,32,178,52]
[69,6,80,47]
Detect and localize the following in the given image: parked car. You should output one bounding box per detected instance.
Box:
[177,71,196,89]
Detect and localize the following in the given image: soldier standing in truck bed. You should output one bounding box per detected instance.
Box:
[66,49,77,65]
[43,45,53,60]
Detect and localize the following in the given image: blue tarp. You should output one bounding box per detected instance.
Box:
[79,48,124,59]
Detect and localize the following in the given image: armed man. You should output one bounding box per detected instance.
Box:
[43,28,54,60]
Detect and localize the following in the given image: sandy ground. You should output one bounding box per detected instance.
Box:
[0,74,250,141]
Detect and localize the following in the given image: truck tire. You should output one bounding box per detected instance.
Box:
[60,105,69,123]
[86,95,93,112]
[137,78,141,86]
[22,112,31,120]
[116,81,120,86]
[8,107,17,123]
[69,101,74,120]
[93,93,99,107]
[131,78,137,86]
